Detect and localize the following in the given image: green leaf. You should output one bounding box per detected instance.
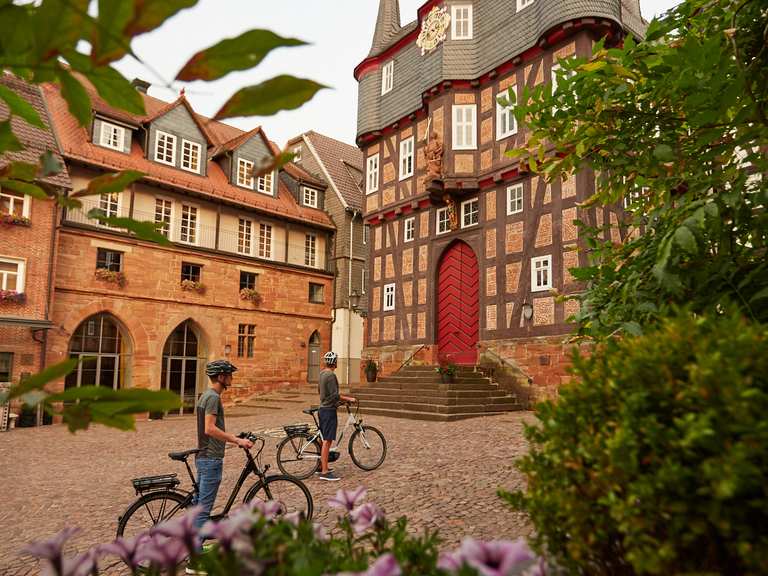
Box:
[580,61,607,73]
[0,161,38,181]
[653,144,674,162]
[72,170,144,197]
[90,0,134,65]
[673,226,697,254]
[213,75,327,120]
[0,120,23,153]
[40,151,63,177]
[86,210,172,245]
[123,0,198,37]
[47,386,181,412]
[85,66,145,115]
[0,178,49,199]
[749,287,768,303]
[176,29,306,82]
[61,403,92,433]
[621,321,643,336]
[56,68,92,127]
[32,0,90,61]
[1,358,81,403]
[0,83,44,127]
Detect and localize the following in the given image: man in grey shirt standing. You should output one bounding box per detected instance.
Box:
[317,351,355,481]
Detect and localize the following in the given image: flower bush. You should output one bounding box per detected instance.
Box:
[0,290,26,304]
[435,363,457,377]
[180,279,205,294]
[22,487,554,575]
[239,288,262,305]
[94,268,126,287]
[364,358,379,372]
[0,213,31,227]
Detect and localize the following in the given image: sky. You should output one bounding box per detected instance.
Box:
[114,0,683,149]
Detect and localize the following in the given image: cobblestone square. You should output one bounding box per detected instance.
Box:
[0,407,532,575]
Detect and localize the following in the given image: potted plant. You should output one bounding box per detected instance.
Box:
[435,362,457,383]
[94,268,126,287]
[0,213,31,227]
[239,287,262,305]
[180,279,205,294]
[364,357,379,383]
[0,290,26,304]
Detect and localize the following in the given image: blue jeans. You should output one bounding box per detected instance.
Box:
[192,457,223,532]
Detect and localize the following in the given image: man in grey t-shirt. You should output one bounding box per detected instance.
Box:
[192,360,253,534]
[317,351,355,481]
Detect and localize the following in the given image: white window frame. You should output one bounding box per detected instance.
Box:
[238,218,253,256]
[179,203,199,246]
[531,255,552,292]
[99,122,125,152]
[366,154,380,194]
[399,137,414,180]
[496,92,518,140]
[436,206,450,235]
[461,197,479,228]
[451,5,473,40]
[304,233,317,268]
[154,197,174,239]
[517,0,535,11]
[154,130,176,166]
[303,186,318,208]
[180,139,202,174]
[237,158,254,189]
[257,170,274,195]
[258,222,273,259]
[363,225,369,245]
[383,283,396,311]
[381,61,394,95]
[292,145,302,163]
[404,217,415,242]
[361,268,366,294]
[98,192,121,228]
[0,257,25,293]
[0,189,31,218]
[507,183,524,215]
[452,105,477,150]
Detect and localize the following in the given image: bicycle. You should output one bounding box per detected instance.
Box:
[276,400,387,480]
[116,432,313,541]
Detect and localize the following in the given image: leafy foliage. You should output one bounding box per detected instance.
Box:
[214,75,327,120]
[504,311,768,575]
[511,0,768,338]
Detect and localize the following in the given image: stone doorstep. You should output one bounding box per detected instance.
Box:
[364,381,500,392]
[356,407,513,422]
[384,375,492,384]
[359,399,519,415]
[353,393,518,407]
[352,387,502,398]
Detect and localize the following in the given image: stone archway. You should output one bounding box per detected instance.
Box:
[307,331,321,383]
[436,240,479,365]
[161,320,207,415]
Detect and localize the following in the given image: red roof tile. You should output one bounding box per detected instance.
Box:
[282,161,327,188]
[42,82,333,230]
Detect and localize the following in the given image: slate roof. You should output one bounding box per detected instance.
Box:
[368,0,404,58]
[42,81,333,229]
[0,72,71,189]
[357,0,648,138]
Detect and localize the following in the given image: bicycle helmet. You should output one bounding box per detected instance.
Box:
[205,359,238,377]
[323,351,338,367]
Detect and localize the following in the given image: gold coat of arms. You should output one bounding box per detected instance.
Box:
[416,6,451,55]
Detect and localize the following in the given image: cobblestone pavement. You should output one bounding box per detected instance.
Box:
[0,405,534,575]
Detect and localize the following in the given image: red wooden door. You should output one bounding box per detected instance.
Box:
[436,241,479,365]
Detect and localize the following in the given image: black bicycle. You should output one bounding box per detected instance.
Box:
[276,400,387,480]
[116,432,313,540]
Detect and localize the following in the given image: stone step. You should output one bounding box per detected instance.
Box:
[383,375,492,384]
[352,387,500,399]
[361,381,499,392]
[357,407,512,422]
[359,399,518,414]
[355,393,518,406]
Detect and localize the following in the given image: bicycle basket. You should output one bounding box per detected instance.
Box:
[283,423,310,436]
[132,473,180,494]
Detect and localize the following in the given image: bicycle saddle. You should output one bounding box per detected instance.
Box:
[168,448,201,461]
[302,407,319,415]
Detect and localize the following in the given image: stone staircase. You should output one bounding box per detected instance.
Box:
[351,365,522,421]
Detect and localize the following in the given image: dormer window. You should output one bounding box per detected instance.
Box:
[237,158,254,188]
[99,122,125,151]
[292,145,302,163]
[451,5,473,40]
[381,61,394,95]
[303,186,318,208]
[257,171,274,195]
[181,139,202,173]
[155,131,176,166]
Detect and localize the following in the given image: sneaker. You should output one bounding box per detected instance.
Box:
[185,567,207,575]
[315,468,333,475]
[318,470,341,481]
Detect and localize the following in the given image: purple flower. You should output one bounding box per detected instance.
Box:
[248,499,284,520]
[337,553,401,576]
[328,487,367,512]
[99,534,151,570]
[350,502,384,534]
[200,507,256,552]
[283,511,302,527]
[437,551,463,572]
[23,527,80,562]
[446,538,538,576]
[139,534,189,570]
[313,523,329,542]
[150,505,201,554]
[42,549,98,576]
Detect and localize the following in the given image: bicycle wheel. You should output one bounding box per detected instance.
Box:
[349,425,387,471]
[276,432,321,480]
[116,490,190,540]
[243,475,314,520]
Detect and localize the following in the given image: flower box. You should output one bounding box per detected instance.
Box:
[180,279,205,294]
[239,287,262,305]
[0,290,26,304]
[94,268,126,287]
[0,213,31,227]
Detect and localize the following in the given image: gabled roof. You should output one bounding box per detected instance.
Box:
[0,72,70,189]
[211,126,268,157]
[282,161,327,189]
[291,131,364,211]
[141,93,215,145]
[42,82,333,230]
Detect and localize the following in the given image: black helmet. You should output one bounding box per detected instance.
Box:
[205,360,238,377]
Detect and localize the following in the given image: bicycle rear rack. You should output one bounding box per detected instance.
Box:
[283,423,310,436]
[132,473,180,494]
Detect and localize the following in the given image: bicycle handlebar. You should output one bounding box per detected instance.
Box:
[237,431,266,456]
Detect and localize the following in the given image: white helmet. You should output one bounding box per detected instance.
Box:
[323,351,338,366]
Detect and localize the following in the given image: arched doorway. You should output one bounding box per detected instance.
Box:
[307,331,321,383]
[161,321,205,415]
[436,240,479,364]
[65,313,131,390]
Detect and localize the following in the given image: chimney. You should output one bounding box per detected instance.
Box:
[131,78,151,94]
[368,0,402,58]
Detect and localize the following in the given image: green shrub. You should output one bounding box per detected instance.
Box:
[504,312,768,575]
